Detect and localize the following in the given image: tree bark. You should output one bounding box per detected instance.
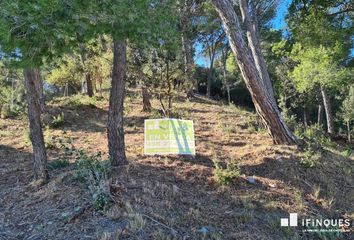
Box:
[107,40,128,166]
[79,50,94,97]
[24,69,49,181]
[206,51,215,98]
[211,0,297,145]
[86,72,94,97]
[303,106,309,128]
[239,0,275,100]
[320,85,335,134]
[142,86,152,112]
[180,0,196,91]
[347,120,351,142]
[317,104,323,126]
[32,69,45,113]
[221,45,231,104]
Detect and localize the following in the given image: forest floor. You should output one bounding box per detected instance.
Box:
[0,89,353,240]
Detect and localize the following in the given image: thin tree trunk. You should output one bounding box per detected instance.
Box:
[317,104,323,125]
[207,54,215,98]
[24,69,49,181]
[221,45,231,104]
[166,60,172,117]
[303,106,309,128]
[142,86,152,112]
[79,50,94,97]
[227,86,231,104]
[180,0,196,92]
[211,0,297,145]
[85,73,94,97]
[239,0,275,100]
[10,77,14,111]
[107,40,128,166]
[320,85,334,134]
[347,120,351,142]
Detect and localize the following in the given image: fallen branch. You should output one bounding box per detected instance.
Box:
[142,214,178,235]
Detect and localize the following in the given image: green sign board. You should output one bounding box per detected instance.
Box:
[144,119,196,155]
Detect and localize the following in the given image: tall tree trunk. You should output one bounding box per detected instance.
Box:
[166,60,172,117]
[180,0,196,91]
[303,106,309,128]
[207,54,215,98]
[24,69,49,181]
[79,49,94,98]
[239,0,275,100]
[211,0,297,145]
[347,120,351,142]
[320,85,334,134]
[221,45,231,104]
[142,86,152,112]
[33,69,45,112]
[317,104,323,126]
[107,40,128,166]
[227,86,231,104]
[85,73,94,97]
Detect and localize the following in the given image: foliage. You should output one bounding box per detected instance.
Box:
[75,150,111,211]
[340,86,354,139]
[0,0,77,67]
[50,113,65,128]
[289,44,348,93]
[48,158,70,170]
[0,62,25,118]
[213,158,240,185]
[300,148,321,168]
[295,124,334,151]
[45,55,83,89]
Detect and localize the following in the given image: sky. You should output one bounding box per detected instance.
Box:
[194,0,292,67]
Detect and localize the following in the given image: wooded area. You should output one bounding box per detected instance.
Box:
[0,0,353,239]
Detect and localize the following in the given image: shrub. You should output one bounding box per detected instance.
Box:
[295,124,334,151]
[51,113,65,128]
[0,104,11,119]
[68,95,97,109]
[48,158,70,170]
[213,158,240,185]
[246,115,265,133]
[75,150,111,210]
[300,148,321,168]
[341,146,353,158]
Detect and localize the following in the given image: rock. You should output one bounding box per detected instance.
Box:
[247,176,255,184]
[197,226,209,234]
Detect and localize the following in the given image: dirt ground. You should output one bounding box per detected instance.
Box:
[0,90,353,239]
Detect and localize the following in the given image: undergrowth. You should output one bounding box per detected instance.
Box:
[213,157,240,185]
[75,150,111,211]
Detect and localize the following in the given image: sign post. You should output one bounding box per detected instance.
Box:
[144,119,196,155]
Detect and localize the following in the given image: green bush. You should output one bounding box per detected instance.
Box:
[295,124,334,151]
[75,150,111,210]
[51,113,65,128]
[48,158,70,170]
[213,158,240,185]
[300,148,321,168]
[341,146,353,158]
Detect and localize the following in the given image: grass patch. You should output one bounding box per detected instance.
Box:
[213,158,240,185]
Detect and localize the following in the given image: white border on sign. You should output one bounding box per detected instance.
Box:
[144,118,195,155]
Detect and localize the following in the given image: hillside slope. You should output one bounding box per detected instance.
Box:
[0,90,353,239]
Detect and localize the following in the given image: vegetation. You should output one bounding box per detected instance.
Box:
[0,0,353,239]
